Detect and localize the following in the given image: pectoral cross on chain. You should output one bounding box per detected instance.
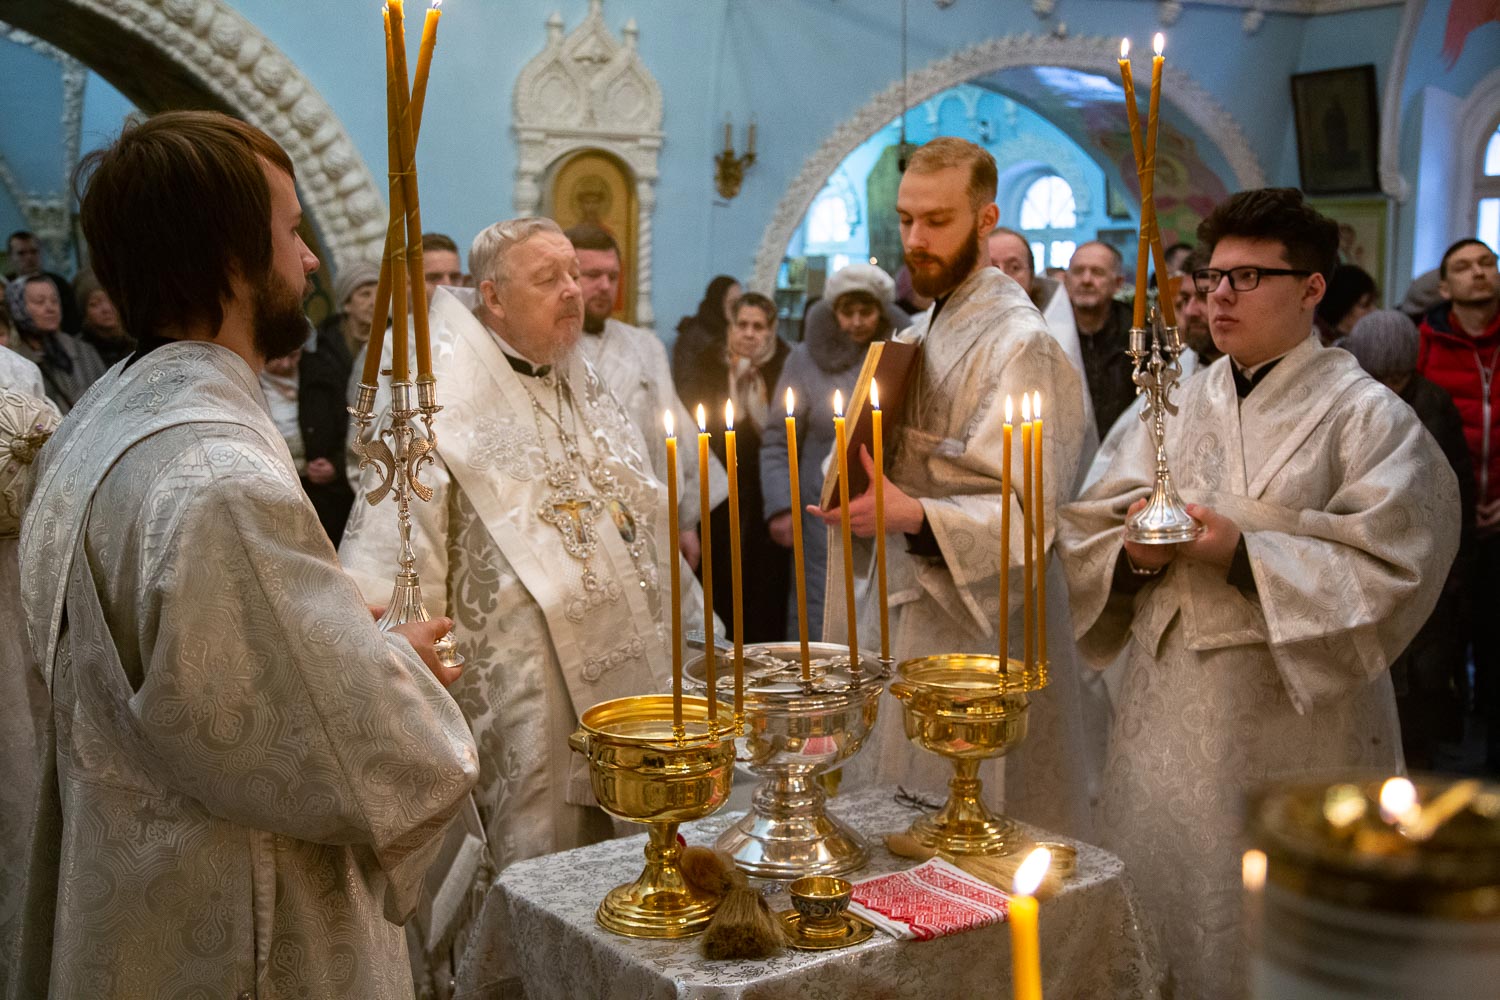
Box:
[539,489,606,561]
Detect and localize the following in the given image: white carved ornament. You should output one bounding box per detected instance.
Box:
[9,0,385,274]
[512,0,663,326]
[753,33,1267,294]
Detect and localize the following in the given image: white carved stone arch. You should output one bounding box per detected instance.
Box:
[753,33,1267,293]
[512,0,664,326]
[0,0,385,273]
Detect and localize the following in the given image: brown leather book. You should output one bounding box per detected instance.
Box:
[819,339,920,509]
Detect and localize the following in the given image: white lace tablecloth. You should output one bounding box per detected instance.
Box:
[453,787,1165,999]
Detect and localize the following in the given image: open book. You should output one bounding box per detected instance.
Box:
[819,339,920,509]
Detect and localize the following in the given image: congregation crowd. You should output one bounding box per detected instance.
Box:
[1,112,1495,999]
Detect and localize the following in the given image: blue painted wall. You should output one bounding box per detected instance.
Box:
[10,0,1486,331]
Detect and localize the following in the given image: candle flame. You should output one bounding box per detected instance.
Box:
[1021,392,1032,422]
[1379,776,1419,825]
[663,410,674,437]
[1004,394,1013,424]
[1241,849,1267,892]
[1013,847,1052,896]
[1032,390,1041,419]
[696,403,707,433]
[833,389,844,419]
[725,398,735,431]
[786,386,795,415]
[1120,37,1130,59]
[1153,32,1164,56]
[871,379,881,411]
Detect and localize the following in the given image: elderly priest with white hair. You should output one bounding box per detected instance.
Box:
[338,216,711,957]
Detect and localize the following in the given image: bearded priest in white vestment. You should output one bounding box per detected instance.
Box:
[7,112,479,1000]
[338,220,710,958]
[817,139,1096,841]
[565,222,727,569]
[1059,189,1461,998]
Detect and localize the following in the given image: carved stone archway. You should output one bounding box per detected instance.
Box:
[512,0,664,326]
[753,33,1267,293]
[0,0,385,273]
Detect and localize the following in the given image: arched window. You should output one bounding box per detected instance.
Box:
[1479,124,1500,250]
[1018,174,1077,269]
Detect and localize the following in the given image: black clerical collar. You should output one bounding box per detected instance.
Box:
[504,352,552,379]
[1231,356,1283,398]
[929,292,953,325]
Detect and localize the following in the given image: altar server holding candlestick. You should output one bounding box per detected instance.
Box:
[813,137,1094,841]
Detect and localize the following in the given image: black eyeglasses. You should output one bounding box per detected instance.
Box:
[1193,266,1312,293]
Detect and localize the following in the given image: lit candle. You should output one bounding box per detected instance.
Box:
[364,7,406,387]
[785,389,812,680]
[1120,38,1149,332]
[1009,846,1051,1000]
[1242,848,1267,962]
[410,1,442,128]
[387,1,432,381]
[1000,395,1012,678]
[1021,392,1034,676]
[833,390,860,670]
[724,399,744,719]
[871,379,889,661]
[1379,776,1419,827]
[697,404,716,726]
[1146,32,1176,328]
[1032,391,1046,679]
[665,412,682,733]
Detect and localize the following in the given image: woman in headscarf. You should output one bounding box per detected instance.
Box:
[760,263,910,639]
[671,274,741,401]
[5,274,108,414]
[676,291,791,642]
[72,269,135,367]
[1343,309,1474,768]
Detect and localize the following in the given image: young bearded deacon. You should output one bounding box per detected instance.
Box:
[812,137,1098,841]
[1058,188,1461,998]
[7,111,478,1000]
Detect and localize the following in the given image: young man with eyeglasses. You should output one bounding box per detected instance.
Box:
[1058,187,1462,999]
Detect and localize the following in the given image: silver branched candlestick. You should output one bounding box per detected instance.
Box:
[349,377,463,670]
[1124,305,1203,544]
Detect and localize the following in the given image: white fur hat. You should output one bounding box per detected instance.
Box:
[825,263,895,308]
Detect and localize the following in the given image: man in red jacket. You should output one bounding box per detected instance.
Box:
[1417,237,1499,772]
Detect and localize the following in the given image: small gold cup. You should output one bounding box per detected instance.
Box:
[788,876,853,939]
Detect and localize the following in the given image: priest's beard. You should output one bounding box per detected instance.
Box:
[252,268,312,362]
[905,222,982,299]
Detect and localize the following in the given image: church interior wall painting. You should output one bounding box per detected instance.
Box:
[1291,64,1382,195]
[1307,195,1390,290]
[547,148,640,325]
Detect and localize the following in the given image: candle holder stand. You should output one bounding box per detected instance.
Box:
[888,654,1042,856]
[349,378,462,669]
[686,642,886,879]
[1124,305,1202,545]
[568,694,736,938]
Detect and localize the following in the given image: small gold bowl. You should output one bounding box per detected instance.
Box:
[1034,841,1077,880]
[788,876,853,937]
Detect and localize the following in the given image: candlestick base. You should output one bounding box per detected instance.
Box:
[686,641,886,879]
[889,654,1032,857]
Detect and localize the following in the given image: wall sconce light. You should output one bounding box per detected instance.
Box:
[715,116,756,200]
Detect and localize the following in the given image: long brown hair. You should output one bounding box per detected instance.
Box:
[75,110,296,338]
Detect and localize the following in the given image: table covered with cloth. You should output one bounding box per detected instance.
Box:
[453,786,1165,999]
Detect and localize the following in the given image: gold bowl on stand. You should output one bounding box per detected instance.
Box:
[888,654,1034,856]
[686,641,885,879]
[568,694,735,938]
